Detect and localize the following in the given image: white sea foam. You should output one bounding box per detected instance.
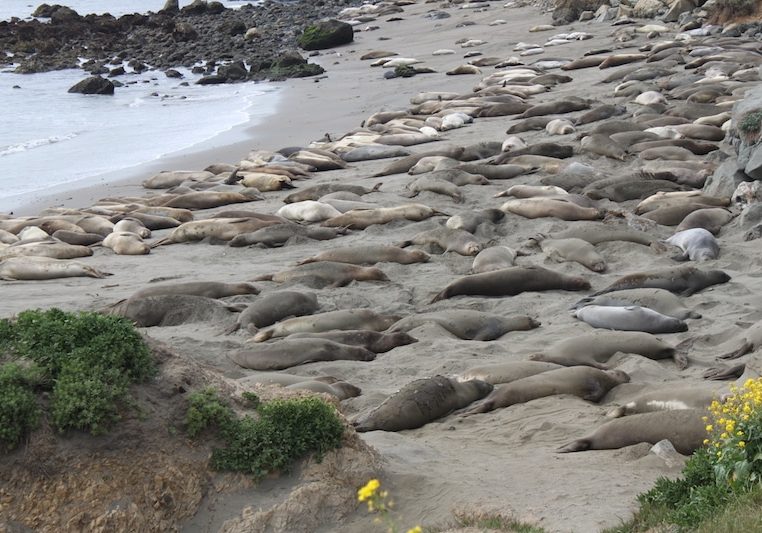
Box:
[0,133,80,157]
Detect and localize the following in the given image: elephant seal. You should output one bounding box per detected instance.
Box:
[163,190,263,209]
[607,385,724,418]
[519,97,590,118]
[446,209,504,233]
[286,330,417,353]
[676,208,734,235]
[284,380,362,400]
[460,367,629,415]
[229,339,375,371]
[0,256,111,281]
[529,331,681,369]
[495,185,567,199]
[591,265,730,297]
[112,218,151,238]
[389,311,539,341]
[341,145,411,162]
[1,241,93,260]
[253,262,389,289]
[225,291,319,334]
[102,232,150,255]
[431,265,590,303]
[353,376,493,432]
[549,224,654,246]
[296,245,429,266]
[283,183,382,203]
[506,116,554,133]
[665,228,720,261]
[228,224,346,248]
[458,361,562,385]
[717,321,762,360]
[405,176,464,202]
[132,281,260,300]
[153,218,277,245]
[529,235,606,272]
[399,227,483,256]
[471,246,519,273]
[500,198,603,221]
[574,104,627,125]
[322,204,444,230]
[574,305,688,334]
[556,409,706,455]
[252,309,401,342]
[276,201,342,223]
[104,294,239,327]
[580,134,628,160]
[572,288,701,320]
[52,230,103,246]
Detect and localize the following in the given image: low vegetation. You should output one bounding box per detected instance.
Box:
[605,378,762,532]
[739,110,762,136]
[709,0,758,22]
[0,308,154,447]
[185,387,345,478]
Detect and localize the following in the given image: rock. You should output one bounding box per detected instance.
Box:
[217,61,248,81]
[298,19,354,51]
[207,1,226,14]
[222,20,247,36]
[740,203,762,229]
[31,4,55,17]
[595,5,619,20]
[67,76,115,95]
[244,27,261,40]
[160,0,179,13]
[181,0,208,15]
[196,75,228,85]
[108,66,125,77]
[732,181,762,206]
[553,0,608,24]
[173,21,198,41]
[745,223,762,241]
[650,439,686,468]
[165,69,183,78]
[579,10,595,20]
[663,0,695,22]
[49,5,80,24]
[633,0,665,17]
[704,160,747,198]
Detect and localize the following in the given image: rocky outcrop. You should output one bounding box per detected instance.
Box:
[553,0,609,24]
[67,76,115,95]
[298,19,354,51]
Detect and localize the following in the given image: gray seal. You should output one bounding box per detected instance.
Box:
[389,311,539,341]
[573,305,688,334]
[665,228,720,261]
[229,339,376,370]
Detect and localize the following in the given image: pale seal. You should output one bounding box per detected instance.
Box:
[665,228,720,261]
[574,305,688,334]
[399,227,483,256]
[607,385,724,418]
[296,245,430,266]
[572,288,701,320]
[229,339,375,371]
[471,246,519,273]
[252,309,401,342]
[0,256,111,281]
[253,262,389,289]
[458,361,562,385]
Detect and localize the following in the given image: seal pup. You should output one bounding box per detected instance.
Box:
[252,309,401,342]
[132,281,260,300]
[253,262,389,289]
[389,311,539,341]
[152,218,278,246]
[665,228,720,261]
[607,385,724,418]
[353,376,493,432]
[398,227,483,256]
[572,288,701,320]
[528,235,606,272]
[296,245,429,266]
[276,201,342,223]
[229,339,375,371]
[102,232,150,255]
[574,305,689,334]
[445,209,504,233]
[591,265,730,297]
[431,265,590,303]
[528,331,681,369]
[556,409,706,455]
[471,246,520,273]
[322,204,445,230]
[224,291,319,334]
[0,256,111,281]
[458,361,562,385]
[459,367,629,415]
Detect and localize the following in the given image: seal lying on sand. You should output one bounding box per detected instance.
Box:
[253,262,390,289]
[591,265,730,297]
[557,409,706,454]
[459,367,629,415]
[431,265,590,302]
[229,339,376,371]
[353,376,493,432]
[572,288,701,320]
[225,291,319,334]
[389,311,539,341]
[607,384,724,418]
[573,305,688,334]
[252,309,401,342]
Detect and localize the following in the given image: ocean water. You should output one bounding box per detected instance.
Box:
[0,0,277,212]
[0,1,252,21]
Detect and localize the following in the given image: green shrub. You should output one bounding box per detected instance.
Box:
[0,308,154,437]
[186,389,345,478]
[739,110,762,135]
[0,363,41,450]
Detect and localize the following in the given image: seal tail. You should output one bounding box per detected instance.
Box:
[718,341,752,360]
[431,209,450,217]
[430,289,449,304]
[251,273,274,282]
[370,182,383,192]
[556,438,592,453]
[295,257,317,265]
[224,167,242,185]
[252,329,274,342]
[86,267,113,279]
[606,406,626,418]
[150,237,170,248]
[570,296,593,310]
[703,364,745,381]
[222,322,241,335]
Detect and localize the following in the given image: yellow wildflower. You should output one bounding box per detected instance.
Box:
[703,439,709,445]
[407,527,423,533]
[358,479,381,502]
[739,441,746,448]
[705,425,713,432]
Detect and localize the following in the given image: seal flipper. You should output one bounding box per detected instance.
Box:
[718,341,752,360]
[557,438,592,453]
[456,397,495,416]
[672,350,689,370]
[671,251,689,262]
[703,363,745,381]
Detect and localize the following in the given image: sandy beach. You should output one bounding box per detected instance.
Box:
[1,0,761,531]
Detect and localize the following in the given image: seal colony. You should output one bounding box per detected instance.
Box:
[1,1,761,531]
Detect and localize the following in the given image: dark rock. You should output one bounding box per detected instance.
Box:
[31,4,55,17]
[68,76,115,95]
[217,61,248,80]
[276,50,306,68]
[112,80,124,87]
[394,65,416,77]
[191,66,205,74]
[196,75,228,85]
[207,1,226,14]
[703,160,747,197]
[298,19,354,51]
[181,0,208,15]
[160,0,179,14]
[222,20,247,36]
[165,69,183,78]
[128,59,148,73]
[109,66,125,77]
[173,21,198,41]
[50,5,81,24]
